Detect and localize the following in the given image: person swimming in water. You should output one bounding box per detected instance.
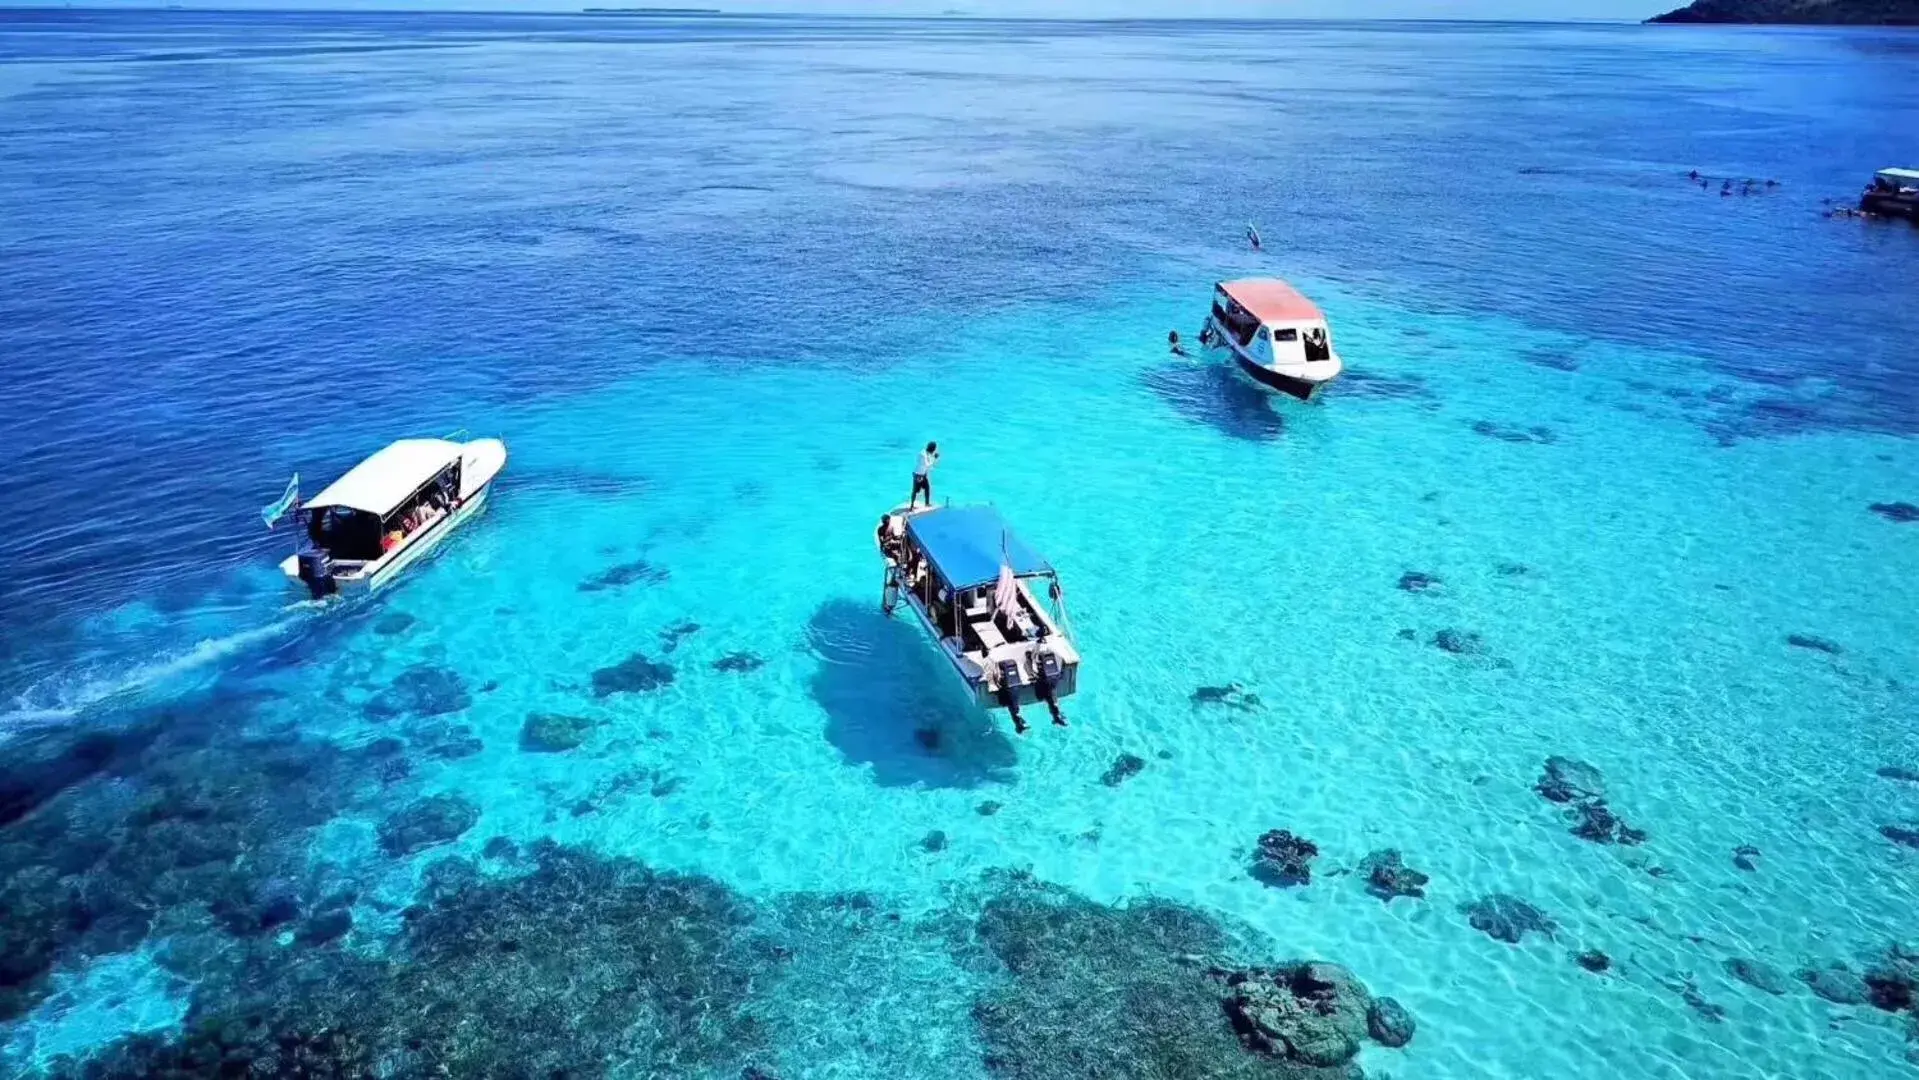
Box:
[1168,330,1188,357]
[1246,222,1262,251]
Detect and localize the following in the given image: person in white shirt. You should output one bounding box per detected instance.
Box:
[910,441,939,508]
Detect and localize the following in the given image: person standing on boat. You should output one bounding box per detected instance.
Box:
[910,441,939,508]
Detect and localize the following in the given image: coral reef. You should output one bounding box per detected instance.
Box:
[713,651,767,673]
[1101,753,1147,788]
[659,620,701,652]
[0,697,387,1021]
[1190,683,1261,711]
[1534,757,1646,845]
[964,872,1405,1080]
[1460,894,1556,944]
[578,558,670,592]
[1869,501,1918,523]
[377,793,479,856]
[1396,571,1442,593]
[592,652,676,696]
[1356,849,1428,902]
[1725,956,1788,994]
[1786,633,1843,655]
[363,664,471,720]
[1470,420,1557,444]
[1251,830,1320,887]
[53,842,774,1079]
[520,712,599,753]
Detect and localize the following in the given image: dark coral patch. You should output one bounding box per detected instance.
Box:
[578,559,669,593]
[1870,501,1918,523]
[592,653,675,697]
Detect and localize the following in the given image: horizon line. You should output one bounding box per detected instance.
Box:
[0,5,1660,25]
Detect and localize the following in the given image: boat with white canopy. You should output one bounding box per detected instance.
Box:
[876,503,1079,735]
[1199,277,1344,400]
[269,436,507,598]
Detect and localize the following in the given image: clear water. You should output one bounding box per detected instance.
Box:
[2,11,1918,1079]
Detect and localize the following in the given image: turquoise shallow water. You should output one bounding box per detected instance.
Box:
[2,11,1918,1080]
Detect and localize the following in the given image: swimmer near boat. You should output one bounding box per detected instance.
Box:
[876,503,1080,735]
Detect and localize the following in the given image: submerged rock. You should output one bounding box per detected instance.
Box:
[1799,964,1870,1005]
[1397,570,1443,593]
[1100,753,1146,788]
[1430,628,1486,656]
[977,801,1003,817]
[1536,756,1606,803]
[1725,957,1788,995]
[296,909,353,948]
[591,653,675,697]
[1251,830,1319,887]
[378,794,479,857]
[921,830,949,853]
[1733,844,1762,871]
[578,558,669,593]
[658,620,701,652]
[1366,996,1417,1048]
[1575,950,1612,973]
[1190,682,1261,711]
[1869,501,1919,523]
[1786,634,1844,655]
[1670,976,1727,1023]
[1864,961,1918,1013]
[1460,894,1557,944]
[1219,961,1377,1065]
[712,652,766,674]
[364,665,472,720]
[56,841,771,1079]
[1495,561,1531,576]
[519,713,598,753]
[1358,849,1428,902]
[1471,420,1557,445]
[1878,765,1919,784]
[1881,825,1919,850]
[373,612,417,636]
[1569,800,1648,845]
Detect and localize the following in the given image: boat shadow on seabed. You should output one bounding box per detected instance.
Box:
[805,598,1017,790]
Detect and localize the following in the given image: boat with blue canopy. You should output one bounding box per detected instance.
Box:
[876,502,1079,734]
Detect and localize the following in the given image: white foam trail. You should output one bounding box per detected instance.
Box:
[0,618,301,735]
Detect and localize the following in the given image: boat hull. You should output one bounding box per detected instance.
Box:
[280,477,494,596]
[1203,315,1340,401]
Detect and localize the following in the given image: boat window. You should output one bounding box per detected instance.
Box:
[1304,326,1332,362]
[1271,328,1298,343]
[310,506,382,562]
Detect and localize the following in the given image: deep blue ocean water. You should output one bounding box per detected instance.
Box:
[2,10,1918,1079]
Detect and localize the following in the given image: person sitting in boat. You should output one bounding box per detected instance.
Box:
[876,514,900,561]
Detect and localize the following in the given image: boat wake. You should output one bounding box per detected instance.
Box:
[0,619,301,739]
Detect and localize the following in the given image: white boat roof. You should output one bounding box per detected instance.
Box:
[306,439,461,515]
[1879,168,1919,182]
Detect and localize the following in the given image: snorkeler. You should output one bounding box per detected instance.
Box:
[1246,222,1262,251]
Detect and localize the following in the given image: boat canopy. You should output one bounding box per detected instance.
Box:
[906,505,1052,591]
[1219,278,1323,325]
[1877,168,1919,187]
[304,439,462,516]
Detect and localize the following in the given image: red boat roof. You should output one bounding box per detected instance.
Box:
[1219,278,1323,324]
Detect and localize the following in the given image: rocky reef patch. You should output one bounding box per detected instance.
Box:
[962,871,1411,1080]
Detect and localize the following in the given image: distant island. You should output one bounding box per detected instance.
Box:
[1648,0,1919,23]
[581,7,724,14]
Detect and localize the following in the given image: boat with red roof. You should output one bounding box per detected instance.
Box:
[1198,277,1343,400]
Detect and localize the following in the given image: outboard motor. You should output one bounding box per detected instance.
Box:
[1030,649,1066,727]
[996,659,1027,734]
[296,549,337,600]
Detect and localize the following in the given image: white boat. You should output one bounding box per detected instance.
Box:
[877,503,1080,735]
[1861,167,1919,221]
[1200,277,1344,400]
[275,437,507,598]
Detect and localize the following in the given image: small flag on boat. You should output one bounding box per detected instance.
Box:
[261,474,299,528]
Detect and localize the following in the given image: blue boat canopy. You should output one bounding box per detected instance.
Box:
[906,505,1053,591]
